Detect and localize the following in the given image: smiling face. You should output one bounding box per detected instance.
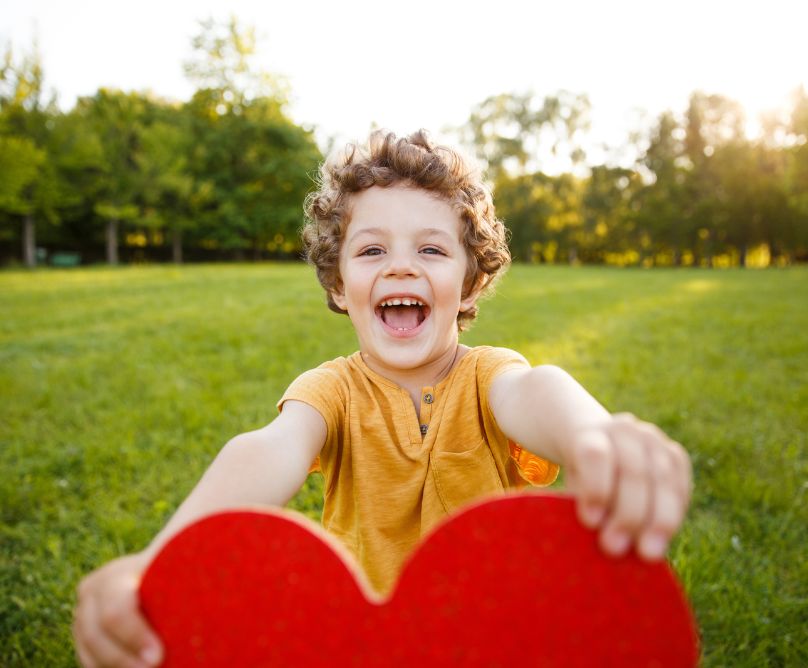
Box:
[331,184,477,376]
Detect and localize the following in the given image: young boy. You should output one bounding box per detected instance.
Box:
[73,130,691,668]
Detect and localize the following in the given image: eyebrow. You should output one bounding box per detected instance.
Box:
[346,226,456,245]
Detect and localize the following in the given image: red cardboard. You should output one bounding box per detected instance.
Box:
[139,493,698,666]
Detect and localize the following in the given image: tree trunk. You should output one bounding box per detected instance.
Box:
[106,219,119,265]
[23,213,36,268]
[172,226,183,264]
[739,243,747,268]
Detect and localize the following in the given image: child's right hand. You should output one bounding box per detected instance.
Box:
[73,552,163,668]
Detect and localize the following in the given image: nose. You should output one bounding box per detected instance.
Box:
[382,247,420,278]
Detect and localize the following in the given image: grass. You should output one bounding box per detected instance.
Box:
[1,263,806,666]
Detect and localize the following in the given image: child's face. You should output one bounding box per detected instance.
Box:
[331,184,477,372]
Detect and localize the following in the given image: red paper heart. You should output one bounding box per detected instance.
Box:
[139,494,698,666]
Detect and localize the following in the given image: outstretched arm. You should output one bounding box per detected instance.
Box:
[73,400,326,668]
[141,400,326,562]
[489,364,691,562]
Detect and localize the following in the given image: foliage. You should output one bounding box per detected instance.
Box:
[0,264,805,666]
[460,90,807,266]
[1,29,806,267]
[0,21,320,266]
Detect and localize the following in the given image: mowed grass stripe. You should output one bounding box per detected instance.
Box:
[1,264,806,666]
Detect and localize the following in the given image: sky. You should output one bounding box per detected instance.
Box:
[2,0,807,170]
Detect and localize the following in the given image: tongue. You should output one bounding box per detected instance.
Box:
[383,305,421,330]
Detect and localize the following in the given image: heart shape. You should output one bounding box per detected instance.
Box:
[139,494,698,666]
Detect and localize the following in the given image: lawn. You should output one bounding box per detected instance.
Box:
[1,264,806,666]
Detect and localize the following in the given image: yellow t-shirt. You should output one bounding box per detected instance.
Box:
[277,345,559,596]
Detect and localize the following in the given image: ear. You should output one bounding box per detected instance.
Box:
[331,287,348,311]
[459,275,486,313]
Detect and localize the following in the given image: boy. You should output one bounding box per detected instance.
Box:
[73,130,691,668]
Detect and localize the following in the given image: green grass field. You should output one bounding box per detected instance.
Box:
[1,264,806,666]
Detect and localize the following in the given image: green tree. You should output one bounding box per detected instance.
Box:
[182,17,320,259]
[136,106,196,263]
[74,89,154,264]
[0,42,63,266]
[494,172,555,262]
[0,135,45,264]
[783,86,808,262]
[633,111,694,265]
[580,165,640,263]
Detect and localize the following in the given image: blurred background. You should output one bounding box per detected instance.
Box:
[2,0,807,268]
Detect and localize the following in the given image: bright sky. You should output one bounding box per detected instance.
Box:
[3,0,807,169]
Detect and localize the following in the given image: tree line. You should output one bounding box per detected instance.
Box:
[0,19,321,266]
[1,19,806,267]
[471,89,807,266]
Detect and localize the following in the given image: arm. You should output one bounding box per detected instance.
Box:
[489,365,691,562]
[73,400,326,668]
[141,400,326,561]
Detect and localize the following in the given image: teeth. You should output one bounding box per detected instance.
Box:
[380,298,424,307]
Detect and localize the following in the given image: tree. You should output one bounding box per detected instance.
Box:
[682,92,748,265]
[0,135,44,265]
[181,18,320,259]
[783,87,808,262]
[580,165,640,263]
[74,89,154,264]
[460,90,591,179]
[633,111,694,265]
[494,172,555,262]
[0,41,62,266]
[183,16,289,114]
[136,107,195,263]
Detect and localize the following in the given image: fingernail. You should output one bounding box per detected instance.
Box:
[141,646,161,665]
[640,533,668,560]
[604,530,630,555]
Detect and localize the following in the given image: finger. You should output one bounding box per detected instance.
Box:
[638,443,686,561]
[568,428,615,528]
[75,643,96,668]
[76,596,147,668]
[73,597,99,668]
[599,423,651,556]
[628,421,690,496]
[667,439,693,507]
[84,627,149,668]
[73,608,98,668]
[99,600,163,667]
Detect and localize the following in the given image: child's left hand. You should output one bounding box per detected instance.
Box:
[564,413,692,561]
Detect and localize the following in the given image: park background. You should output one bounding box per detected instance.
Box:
[1,1,807,665]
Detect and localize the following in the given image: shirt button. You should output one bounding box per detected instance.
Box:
[420,424,428,435]
[423,393,434,404]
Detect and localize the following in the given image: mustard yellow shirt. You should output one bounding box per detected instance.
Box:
[277,345,559,595]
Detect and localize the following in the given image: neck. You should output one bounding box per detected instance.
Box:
[361,343,464,396]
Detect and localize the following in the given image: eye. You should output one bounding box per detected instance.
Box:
[358,246,384,257]
[421,246,446,256]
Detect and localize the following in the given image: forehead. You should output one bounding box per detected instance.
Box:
[346,185,462,239]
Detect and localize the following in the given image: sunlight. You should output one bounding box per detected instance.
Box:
[682,280,718,294]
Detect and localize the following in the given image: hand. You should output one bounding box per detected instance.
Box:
[565,413,692,561]
[73,552,163,668]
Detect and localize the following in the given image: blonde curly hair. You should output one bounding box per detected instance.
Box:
[302,129,510,331]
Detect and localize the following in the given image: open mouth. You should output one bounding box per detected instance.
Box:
[375,297,430,334]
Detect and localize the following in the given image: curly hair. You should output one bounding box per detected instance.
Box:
[302,129,510,331]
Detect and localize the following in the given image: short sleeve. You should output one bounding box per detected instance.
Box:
[277,362,347,473]
[477,347,560,487]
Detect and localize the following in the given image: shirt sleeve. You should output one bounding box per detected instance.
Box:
[477,347,560,487]
[276,361,347,473]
